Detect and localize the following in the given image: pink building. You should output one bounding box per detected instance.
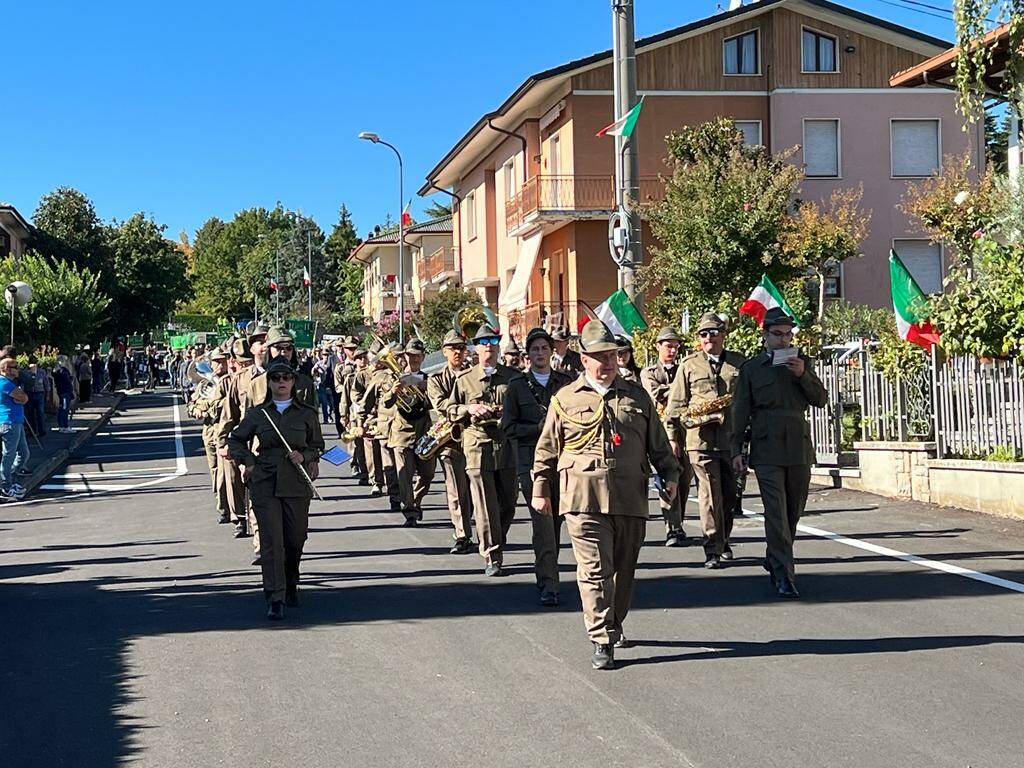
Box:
[419,0,984,335]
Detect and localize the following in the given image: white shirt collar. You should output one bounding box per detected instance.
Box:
[584,374,610,397]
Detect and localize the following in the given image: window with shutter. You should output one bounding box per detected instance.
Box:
[803,119,840,177]
[891,120,940,177]
[893,239,943,294]
[735,120,762,146]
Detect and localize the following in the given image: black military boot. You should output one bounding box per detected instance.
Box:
[285,586,299,607]
[591,643,615,670]
[267,601,285,620]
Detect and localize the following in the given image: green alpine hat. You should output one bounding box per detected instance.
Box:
[579,320,619,354]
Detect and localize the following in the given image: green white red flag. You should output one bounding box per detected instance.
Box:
[596,96,645,139]
[739,274,798,327]
[889,249,940,351]
[593,288,647,339]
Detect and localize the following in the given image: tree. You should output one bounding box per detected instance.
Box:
[323,205,365,330]
[643,118,804,324]
[414,286,482,350]
[104,213,189,334]
[423,199,453,219]
[0,252,110,352]
[31,187,113,294]
[781,185,871,330]
[953,2,1024,121]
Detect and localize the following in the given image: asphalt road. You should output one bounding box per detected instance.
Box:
[1,390,1022,768]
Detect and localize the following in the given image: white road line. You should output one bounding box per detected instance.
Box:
[738,507,1024,595]
[40,483,138,492]
[9,396,190,507]
[81,450,177,459]
[54,468,177,480]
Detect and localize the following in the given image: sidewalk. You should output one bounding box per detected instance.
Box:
[19,391,126,497]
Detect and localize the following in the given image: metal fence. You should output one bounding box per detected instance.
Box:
[810,348,1022,464]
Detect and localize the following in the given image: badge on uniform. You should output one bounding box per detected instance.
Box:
[320,445,351,466]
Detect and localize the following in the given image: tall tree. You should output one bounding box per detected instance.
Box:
[104,213,189,334]
[423,199,453,219]
[644,118,803,322]
[323,205,365,329]
[31,187,113,293]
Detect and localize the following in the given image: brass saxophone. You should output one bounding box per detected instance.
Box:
[683,394,733,428]
[414,419,465,460]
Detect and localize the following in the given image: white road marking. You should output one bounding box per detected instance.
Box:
[55,467,177,479]
[7,396,189,507]
[738,506,1024,595]
[39,483,138,492]
[79,450,178,459]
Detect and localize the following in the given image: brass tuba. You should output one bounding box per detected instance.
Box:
[454,305,499,341]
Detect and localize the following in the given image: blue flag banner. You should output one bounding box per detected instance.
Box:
[320,445,351,466]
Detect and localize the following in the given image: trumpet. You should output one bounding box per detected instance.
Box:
[683,394,733,428]
[341,424,365,442]
[374,337,430,418]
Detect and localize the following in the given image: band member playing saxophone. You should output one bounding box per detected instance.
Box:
[665,313,747,569]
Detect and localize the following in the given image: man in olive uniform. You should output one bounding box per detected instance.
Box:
[219,337,253,536]
[352,349,385,496]
[360,342,404,513]
[641,326,691,547]
[551,327,583,376]
[427,331,474,554]
[334,336,358,443]
[389,338,435,524]
[503,327,573,605]
[532,320,679,670]
[445,323,518,576]
[666,313,747,569]
[730,307,827,599]
[502,336,523,370]
[195,349,230,522]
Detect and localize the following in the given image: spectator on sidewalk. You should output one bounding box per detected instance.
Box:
[77,352,93,403]
[91,351,105,392]
[25,356,47,438]
[106,347,124,392]
[54,355,76,434]
[145,345,159,391]
[0,356,31,501]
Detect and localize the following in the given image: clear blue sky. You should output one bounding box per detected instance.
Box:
[2,0,953,242]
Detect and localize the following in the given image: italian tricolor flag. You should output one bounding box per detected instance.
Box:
[303,267,311,286]
[739,274,798,327]
[596,97,645,139]
[593,288,647,339]
[889,249,940,351]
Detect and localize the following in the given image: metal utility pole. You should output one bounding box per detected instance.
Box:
[611,0,643,310]
[358,131,406,345]
[307,230,313,321]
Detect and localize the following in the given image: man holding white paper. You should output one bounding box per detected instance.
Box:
[729,307,827,599]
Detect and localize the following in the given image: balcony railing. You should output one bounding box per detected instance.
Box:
[506,300,593,343]
[416,257,429,286]
[426,246,457,282]
[505,175,665,234]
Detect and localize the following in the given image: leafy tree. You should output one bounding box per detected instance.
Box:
[953,1,1024,120]
[414,286,482,350]
[0,252,110,352]
[31,187,113,294]
[781,185,871,330]
[104,213,188,334]
[643,118,803,324]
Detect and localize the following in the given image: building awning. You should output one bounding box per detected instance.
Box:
[500,231,543,311]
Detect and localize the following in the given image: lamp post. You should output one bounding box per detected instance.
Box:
[4,282,31,346]
[359,131,406,345]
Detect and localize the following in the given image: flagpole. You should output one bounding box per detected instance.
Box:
[275,245,281,325]
[612,0,642,311]
[307,230,313,322]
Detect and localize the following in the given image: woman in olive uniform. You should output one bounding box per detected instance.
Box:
[227,357,325,619]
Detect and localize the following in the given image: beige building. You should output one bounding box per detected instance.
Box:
[0,204,31,261]
[349,217,455,322]
[419,0,983,338]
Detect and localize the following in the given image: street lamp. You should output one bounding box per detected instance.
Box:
[359,130,406,344]
[4,281,31,346]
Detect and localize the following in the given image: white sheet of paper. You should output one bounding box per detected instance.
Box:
[771,347,799,366]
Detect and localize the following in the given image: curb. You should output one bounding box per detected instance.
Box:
[23,393,127,495]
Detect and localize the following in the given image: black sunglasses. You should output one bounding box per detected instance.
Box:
[698,329,721,338]
[269,373,294,382]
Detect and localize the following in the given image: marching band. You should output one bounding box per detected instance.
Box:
[185,303,826,668]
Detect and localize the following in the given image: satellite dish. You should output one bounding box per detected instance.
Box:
[4,281,31,307]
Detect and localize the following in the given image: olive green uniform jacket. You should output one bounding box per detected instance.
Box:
[445,363,518,471]
[665,350,747,453]
[227,399,325,498]
[385,370,431,450]
[729,351,828,466]
[532,375,679,518]
[502,369,573,476]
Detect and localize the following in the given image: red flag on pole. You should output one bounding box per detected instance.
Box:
[302,267,311,286]
[269,279,278,291]
[401,201,412,227]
